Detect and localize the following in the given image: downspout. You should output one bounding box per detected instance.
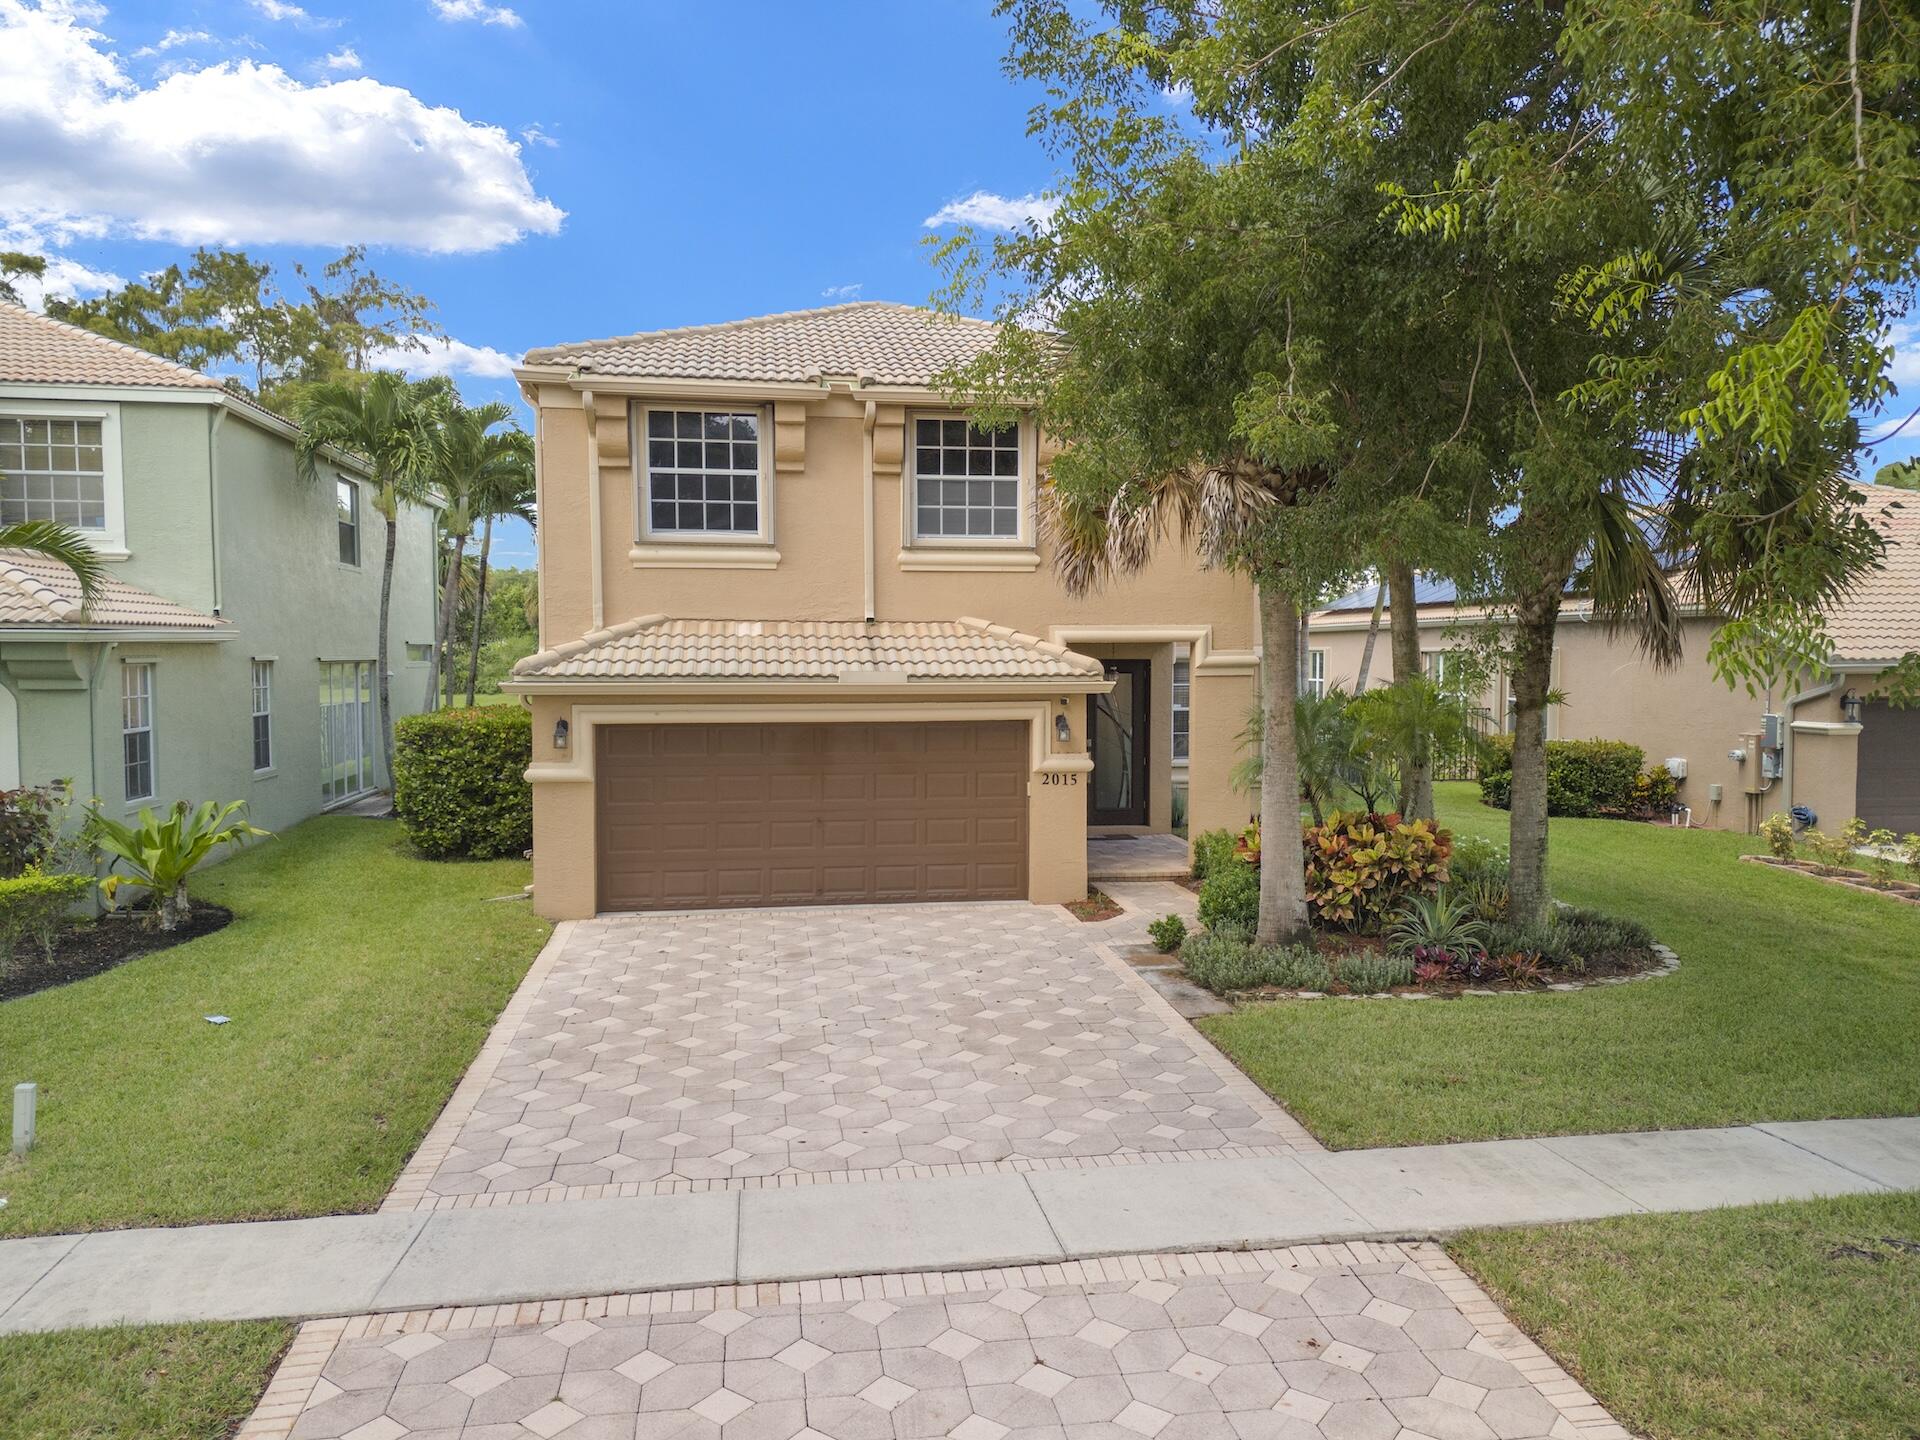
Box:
[582,389,604,631]
[862,401,877,623]
[208,407,229,614]
[1779,669,1843,817]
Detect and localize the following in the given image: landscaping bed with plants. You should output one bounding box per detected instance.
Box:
[1065,888,1123,921]
[0,902,234,1003]
[1161,811,1661,1001]
[1749,813,1920,906]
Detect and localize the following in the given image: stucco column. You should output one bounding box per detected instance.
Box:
[1787,720,1861,831]
[1187,667,1256,842]
[1030,701,1094,902]
[528,697,597,920]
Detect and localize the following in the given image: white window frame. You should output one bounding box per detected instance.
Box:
[0,396,128,558]
[122,661,156,803]
[336,475,361,567]
[1423,648,1460,692]
[1307,649,1327,700]
[636,405,774,545]
[251,659,274,773]
[905,412,1033,548]
[1171,656,1191,762]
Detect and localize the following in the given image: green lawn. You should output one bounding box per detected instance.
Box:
[1451,1191,1920,1440]
[0,816,549,1236]
[1199,783,1920,1148]
[0,1321,293,1440]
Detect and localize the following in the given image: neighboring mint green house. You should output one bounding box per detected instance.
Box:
[0,301,439,830]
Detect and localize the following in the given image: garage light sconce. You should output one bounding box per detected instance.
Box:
[1841,689,1862,725]
[1054,712,1072,744]
[553,718,570,751]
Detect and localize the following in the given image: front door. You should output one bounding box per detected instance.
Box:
[1088,660,1151,826]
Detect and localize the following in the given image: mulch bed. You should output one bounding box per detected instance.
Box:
[1742,854,1920,906]
[1065,889,1124,922]
[0,903,236,1003]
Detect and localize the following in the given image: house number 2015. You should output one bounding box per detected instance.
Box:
[1041,773,1080,786]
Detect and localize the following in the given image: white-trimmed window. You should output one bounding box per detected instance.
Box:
[911,417,1023,541]
[1171,657,1191,761]
[122,662,155,802]
[0,415,106,529]
[642,408,765,538]
[1307,649,1327,700]
[336,477,360,565]
[1424,649,1461,692]
[251,660,273,772]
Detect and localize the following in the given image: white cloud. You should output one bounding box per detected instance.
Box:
[820,282,863,300]
[0,228,123,309]
[922,190,1059,231]
[1885,321,1920,393]
[0,0,565,254]
[248,0,333,24]
[430,0,522,27]
[322,45,360,71]
[133,27,213,56]
[518,122,557,148]
[369,334,521,381]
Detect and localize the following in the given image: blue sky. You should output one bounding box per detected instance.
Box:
[3,0,1916,577]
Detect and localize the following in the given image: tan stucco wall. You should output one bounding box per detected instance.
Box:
[1788,723,1861,834]
[1307,608,1849,830]
[521,383,1260,914]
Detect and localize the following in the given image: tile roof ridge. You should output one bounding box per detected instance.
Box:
[513,612,667,674]
[0,552,76,622]
[0,298,224,391]
[524,301,993,362]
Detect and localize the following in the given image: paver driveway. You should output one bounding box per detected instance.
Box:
[415,905,1310,1205]
[273,1245,1613,1440]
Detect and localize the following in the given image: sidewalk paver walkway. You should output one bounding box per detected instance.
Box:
[242,1244,1633,1440]
[4,1116,1913,1337]
[402,906,1310,1209]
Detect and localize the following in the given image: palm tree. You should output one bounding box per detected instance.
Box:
[464,438,535,707]
[293,372,441,793]
[426,401,530,707]
[0,518,106,604]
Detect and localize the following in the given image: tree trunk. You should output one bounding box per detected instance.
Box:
[1506,574,1563,926]
[434,532,465,709]
[377,511,399,800]
[1255,582,1312,946]
[466,513,494,707]
[1354,582,1385,691]
[1385,558,1434,820]
[158,881,191,932]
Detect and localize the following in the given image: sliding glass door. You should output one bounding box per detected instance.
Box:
[320,661,377,806]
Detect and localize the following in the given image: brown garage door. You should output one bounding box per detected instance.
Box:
[596,721,1028,911]
[1857,702,1920,832]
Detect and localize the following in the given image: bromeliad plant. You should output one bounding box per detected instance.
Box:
[1387,891,1491,975]
[87,800,271,930]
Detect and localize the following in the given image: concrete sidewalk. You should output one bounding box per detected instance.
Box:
[3,1115,1914,1336]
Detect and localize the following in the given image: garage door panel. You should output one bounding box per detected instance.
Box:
[597,720,1028,910]
[1858,703,1920,832]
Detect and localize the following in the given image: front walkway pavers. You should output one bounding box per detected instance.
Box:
[399,905,1314,1208]
[242,1244,1633,1440]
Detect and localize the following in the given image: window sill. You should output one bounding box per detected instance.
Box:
[253,767,278,780]
[897,547,1041,573]
[630,544,781,570]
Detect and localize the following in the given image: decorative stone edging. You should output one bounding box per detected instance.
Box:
[1206,939,1680,1004]
[1740,852,1920,906]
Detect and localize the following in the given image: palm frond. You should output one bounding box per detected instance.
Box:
[0,519,106,605]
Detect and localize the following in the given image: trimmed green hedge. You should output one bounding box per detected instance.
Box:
[393,706,532,860]
[1478,736,1648,818]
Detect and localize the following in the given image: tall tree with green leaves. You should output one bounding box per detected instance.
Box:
[294,373,443,791]
[427,400,532,707]
[465,448,538,707]
[0,252,46,306]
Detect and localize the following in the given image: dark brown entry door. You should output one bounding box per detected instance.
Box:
[1088,660,1151,826]
[596,721,1028,911]
[1857,702,1920,832]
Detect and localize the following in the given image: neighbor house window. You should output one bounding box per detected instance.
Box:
[1307,649,1327,700]
[122,662,155,802]
[643,409,763,537]
[1424,649,1460,692]
[251,660,273,772]
[336,478,360,565]
[404,642,432,664]
[1171,657,1191,761]
[911,417,1021,541]
[0,416,106,529]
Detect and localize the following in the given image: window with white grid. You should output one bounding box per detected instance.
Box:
[0,416,106,529]
[911,417,1022,541]
[1172,657,1191,761]
[1307,649,1327,699]
[251,660,273,772]
[122,662,155,802]
[643,409,763,537]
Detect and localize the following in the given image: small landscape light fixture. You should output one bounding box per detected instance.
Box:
[1841,689,1863,724]
[553,717,571,750]
[1054,712,1072,744]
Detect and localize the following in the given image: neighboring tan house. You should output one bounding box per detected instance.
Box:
[507,302,1259,919]
[0,302,440,831]
[1306,482,1920,834]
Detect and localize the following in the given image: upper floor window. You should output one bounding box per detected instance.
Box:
[911,418,1021,542]
[0,416,106,529]
[643,409,763,538]
[336,478,360,565]
[1171,656,1191,761]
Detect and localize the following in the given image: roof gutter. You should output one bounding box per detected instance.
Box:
[0,626,233,643]
[500,676,1113,700]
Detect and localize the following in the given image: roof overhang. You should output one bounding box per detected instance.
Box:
[511,367,1033,410]
[502,675,1111,699]
[0,625,233,644]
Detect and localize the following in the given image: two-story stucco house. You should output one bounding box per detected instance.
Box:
[0,302,440,831]
[507,303,1260,919]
